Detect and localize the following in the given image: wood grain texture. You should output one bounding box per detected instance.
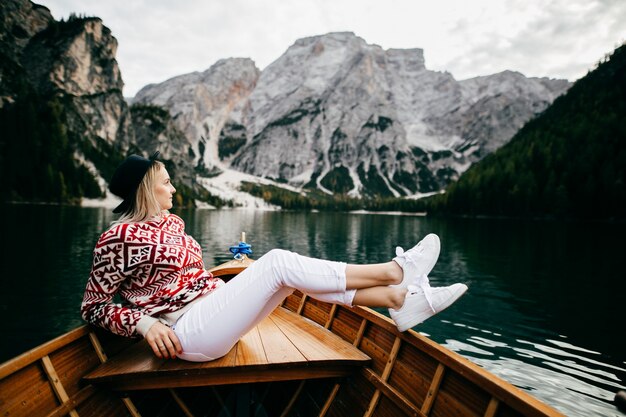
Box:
[236,325,268,366]
[84,307,370,390]
[0,277,568,417]
[256,314,306,364]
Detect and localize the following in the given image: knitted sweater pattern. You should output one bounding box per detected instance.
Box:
[81,213,223,337]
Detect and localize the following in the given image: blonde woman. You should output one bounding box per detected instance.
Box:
[82,152,467,362]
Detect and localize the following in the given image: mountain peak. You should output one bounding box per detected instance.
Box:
[133,34,571,198]
[294,31,362,45]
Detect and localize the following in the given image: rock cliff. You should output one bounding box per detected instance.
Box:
[21,16,133,155]
[0,0,53,106]
[0,0,200,203]
[1,2,572,204]
[137,32,571,197]
[133,58,260,175]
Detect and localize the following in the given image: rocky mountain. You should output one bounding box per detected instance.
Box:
[23,17,132,156]
[1,1,571,206]
[133,59,260,175]
[457,71,570,158]
[135,32,570,198]
[0,0,52,105]
[0,0,203,205]
[2,1,132,153]
[1,0,134,200]
[131,104,192,182]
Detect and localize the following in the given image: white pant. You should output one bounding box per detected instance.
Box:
[173,249,356,362]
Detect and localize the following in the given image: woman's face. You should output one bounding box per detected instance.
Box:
[154,166,176,210]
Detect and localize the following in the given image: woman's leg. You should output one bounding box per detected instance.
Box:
[173,249,404,361]
[309,261,403,306]
[345,262,403,289]
[352,286,406,309]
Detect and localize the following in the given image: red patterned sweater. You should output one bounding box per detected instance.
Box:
[81,213,224,338]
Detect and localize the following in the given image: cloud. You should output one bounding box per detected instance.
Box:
[438,0,626,80]
[37,0,626,95]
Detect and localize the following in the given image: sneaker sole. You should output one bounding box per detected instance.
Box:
[395,283,468,332]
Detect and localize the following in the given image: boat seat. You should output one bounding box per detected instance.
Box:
[84,306,371,391]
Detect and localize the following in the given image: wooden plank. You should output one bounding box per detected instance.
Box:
[280,380,305,417]
[269,313,339,361]
[208,258,253,277]
[210,387,227,410]
[360,323,396,377]
[382,337,402,381]
[302,301,331,327]
[341,305,566,417]
[88,331,108,363]
[49,337,102,398]
[363,336,402,417]
[0,362,60,416]
[0,326,89,380]
[325,304,338,329]
[88,338,238,379]
[44,385,97,417]
[235,325,268,366]
[86,307,368,390]
[436,369,492,416]
[84,340,165,379]
[282,292,302,312]
[318,383,340,417]
[282,307,371,362]
[363,390,382,417]
[159,344,238,372]
[121,397,142,417]
[41,356,79,417]
[354,318,367,346]
[256,314,307,364]
[484,397,500,417]
[200,343,238,368]
[301,297,333,327]
[296,294,308,314]
[328,307,363,344]
[386,339,438,408]
[169,388,195,417]
[271,308,370,362]
[361,368,424,417]
[94,364,361,391]
[421,363,445,415]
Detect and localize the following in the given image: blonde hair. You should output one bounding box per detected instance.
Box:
[112,160,167,225]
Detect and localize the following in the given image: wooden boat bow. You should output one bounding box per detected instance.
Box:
[0,259,566,417]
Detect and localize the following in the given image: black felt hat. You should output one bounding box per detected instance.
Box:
[109,152,160,214]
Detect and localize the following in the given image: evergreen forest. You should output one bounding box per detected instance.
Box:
[427,44,626,219]
[0,81,105,203]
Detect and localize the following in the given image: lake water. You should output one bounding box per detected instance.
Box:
[1,204,624,416]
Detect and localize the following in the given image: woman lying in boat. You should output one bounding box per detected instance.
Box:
[81,152,468,362]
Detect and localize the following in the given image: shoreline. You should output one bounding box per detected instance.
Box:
[1,200,624,223]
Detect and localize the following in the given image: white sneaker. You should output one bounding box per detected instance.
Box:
[392,234,441,288]
[389,283,468,332]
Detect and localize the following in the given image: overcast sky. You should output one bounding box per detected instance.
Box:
[38,0,626,97]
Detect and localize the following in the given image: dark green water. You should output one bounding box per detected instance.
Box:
[1,204,624,416]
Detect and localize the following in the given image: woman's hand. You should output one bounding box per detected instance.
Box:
[144,321,183,359]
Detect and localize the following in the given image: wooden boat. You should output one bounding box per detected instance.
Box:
[0,258,565,416]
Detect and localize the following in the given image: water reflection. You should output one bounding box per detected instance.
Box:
[0,205,624,416]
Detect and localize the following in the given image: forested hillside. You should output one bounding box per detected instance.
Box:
[430,44,626,219]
